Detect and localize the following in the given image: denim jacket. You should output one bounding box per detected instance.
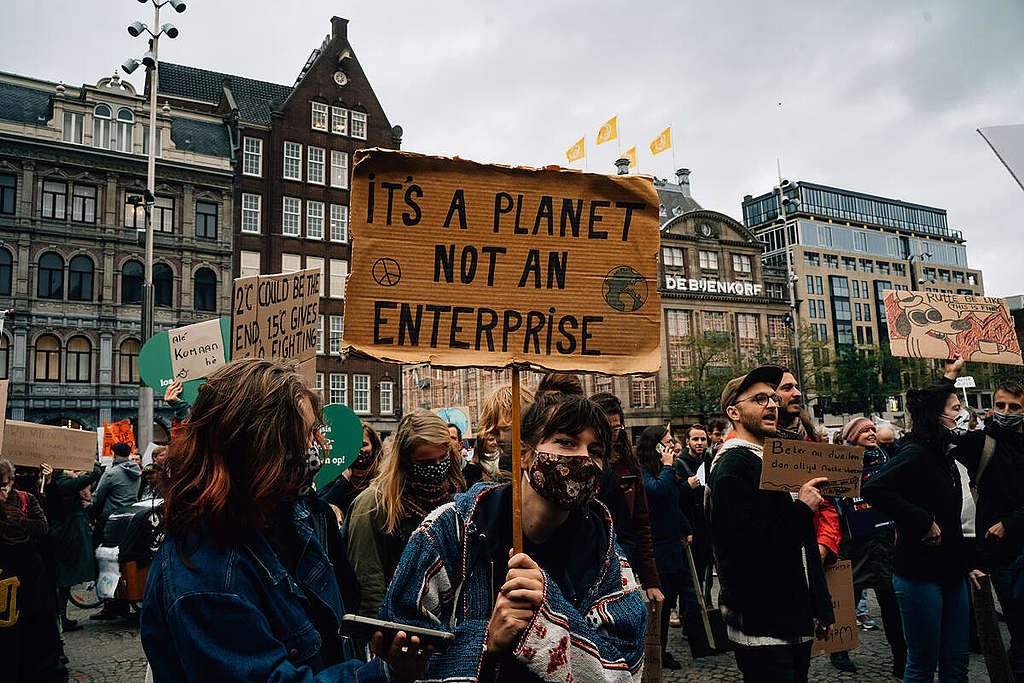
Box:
[141,500,386,682]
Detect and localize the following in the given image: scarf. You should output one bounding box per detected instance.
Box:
[477,450,500,479]
[775,415,808,441]
[403,480,455,521]
[347,455,378,491]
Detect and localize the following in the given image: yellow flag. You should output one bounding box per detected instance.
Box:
[650,126,671,155]
[596,116,617,145]
[566,137,585,162]
[625,146,637,169]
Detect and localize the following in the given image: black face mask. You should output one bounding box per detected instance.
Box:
[297,442,324,497]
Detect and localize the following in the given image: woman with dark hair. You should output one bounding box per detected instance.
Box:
[638,424,694,670]
[863,366,985,683]
[140,359,429,683]
[379,375,647,681]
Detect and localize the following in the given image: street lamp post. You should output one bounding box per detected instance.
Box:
[774,171,804,390]
[122,0,185,448]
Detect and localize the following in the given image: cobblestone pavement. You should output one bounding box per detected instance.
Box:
[64,596,1004,682]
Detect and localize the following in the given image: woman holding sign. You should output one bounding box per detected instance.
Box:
[862,370,986,683]
[140,359,429,683]
[378,376,647,682]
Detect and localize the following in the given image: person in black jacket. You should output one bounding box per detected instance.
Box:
[708,366,833,683]
[862,369,985,683]
[944,360,1024,678]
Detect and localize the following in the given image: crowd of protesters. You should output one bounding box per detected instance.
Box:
[2,353,1024,682]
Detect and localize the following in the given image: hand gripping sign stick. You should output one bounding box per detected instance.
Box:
[511,366,524,554]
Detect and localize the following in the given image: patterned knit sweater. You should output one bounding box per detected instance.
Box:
[379,482,647,682]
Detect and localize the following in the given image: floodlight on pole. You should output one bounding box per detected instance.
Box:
[127,20,147,37]
[160,23,178,38]
[121,58,142,75]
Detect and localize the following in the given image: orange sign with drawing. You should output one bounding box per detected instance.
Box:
[102,419,137,459]
[884,291,1023,366]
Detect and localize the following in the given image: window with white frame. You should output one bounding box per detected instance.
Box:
[630,376,657,408]
[283,141,302,181]
[63,111,83,144]
[283,197,301,236]
[243,137,262,176]
[306,201,324,239]
[307,147,325,185]
[317,315,324,354]
[330,315,344,354]
[331,106,348,135]
[281,253,301,274]
[92,104,112,149]
[154,195,174,233]
[661,246,685,267]
[330,259,347,298]
[314,373,325,404]
[241,193,261,233]
[699,250,718,270]
[329,373,347,405]
[732,254,752,274]
[142,125,162,157]
[113,108,134,153]
[350,111,367,140]
[311,102,328,131]
[305,256,324,296]
[330,151,348,189]
[240,250,261,278]
[353,374,370,413]
[330,204,348,242]
[666,309,690,337]
[379,380,393,414]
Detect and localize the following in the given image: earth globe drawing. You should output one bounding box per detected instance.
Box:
[603,266,648,312]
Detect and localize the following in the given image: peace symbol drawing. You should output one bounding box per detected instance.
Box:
[372,257,402,287]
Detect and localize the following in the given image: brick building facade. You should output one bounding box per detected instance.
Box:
[155,16,404,434]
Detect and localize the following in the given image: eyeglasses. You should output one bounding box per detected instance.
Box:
[735,392,782,408]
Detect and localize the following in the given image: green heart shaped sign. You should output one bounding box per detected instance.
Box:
[137,318,231,405]
[314,403,365,489]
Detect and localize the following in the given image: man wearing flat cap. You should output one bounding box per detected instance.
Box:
[707,365,835,682]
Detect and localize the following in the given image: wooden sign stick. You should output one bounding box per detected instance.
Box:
[511,366,524,555]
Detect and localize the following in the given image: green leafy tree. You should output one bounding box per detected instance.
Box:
[831,344,903,416]
[668,333,737,423]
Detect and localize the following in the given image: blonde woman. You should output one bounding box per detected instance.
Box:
[346,409,465,617]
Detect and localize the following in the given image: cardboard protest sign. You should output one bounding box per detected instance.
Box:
[760,438,864,497]
[231,268,320,382]
[102,419,137,460]
[0,380,7,451]
[342,150,662,374]
[313,403,364,489]
[2,420,96,471]
[138,317,232,405]
[169,318,227,382]
[812,560,859,654]
[884,290,1023,366]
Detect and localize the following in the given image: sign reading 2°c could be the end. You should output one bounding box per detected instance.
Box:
[342,150,663,374]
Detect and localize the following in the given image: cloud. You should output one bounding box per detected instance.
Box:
[1,0,1020,294]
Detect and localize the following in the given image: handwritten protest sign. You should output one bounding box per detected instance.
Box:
[760,438,864,497]
[3,420,96,471]
[169,318,226,382]
[313,403,364,489]
[101,419,137,460]
[342,150,662,374]
[813,560,859,654]
[231,268,320,381]
[884,290,1023,366]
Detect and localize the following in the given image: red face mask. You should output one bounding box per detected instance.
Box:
[526,451,602,510]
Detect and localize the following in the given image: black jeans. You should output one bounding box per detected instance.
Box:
[733,641,812,683]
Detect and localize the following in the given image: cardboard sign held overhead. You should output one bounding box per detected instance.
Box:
[342,150,662,374]
[231,268,320,381]
[169,318,227,382]
[884,290,1023,366]
[3,420,96,472]
[812,560,859,654]
[102,419,137,460]
[760,438,864,497]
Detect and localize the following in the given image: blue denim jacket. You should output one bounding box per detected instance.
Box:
[141,500,386,682]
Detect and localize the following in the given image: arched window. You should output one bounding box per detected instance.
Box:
[114,108,134,152]
[0,334,8,380]
[34,334,61,381]
[122,260,143,304]
[66,335,92,383]
[119,338,140,384]
[194,267,216,311]
[154,262,173,308]
[93,104,112,149]
[68,254,94,301]
[37,252,64,299]
[0,248,11,296]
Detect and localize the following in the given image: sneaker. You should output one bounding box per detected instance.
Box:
[669,609,681,628]
[830,651,858,673]
[61,619,83,632]
[662,651,683,670]
[857,614,878,630]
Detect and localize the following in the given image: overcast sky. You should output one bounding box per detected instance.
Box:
[3,1,1022,295]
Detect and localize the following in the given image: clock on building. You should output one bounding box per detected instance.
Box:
[333,71,348,86]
